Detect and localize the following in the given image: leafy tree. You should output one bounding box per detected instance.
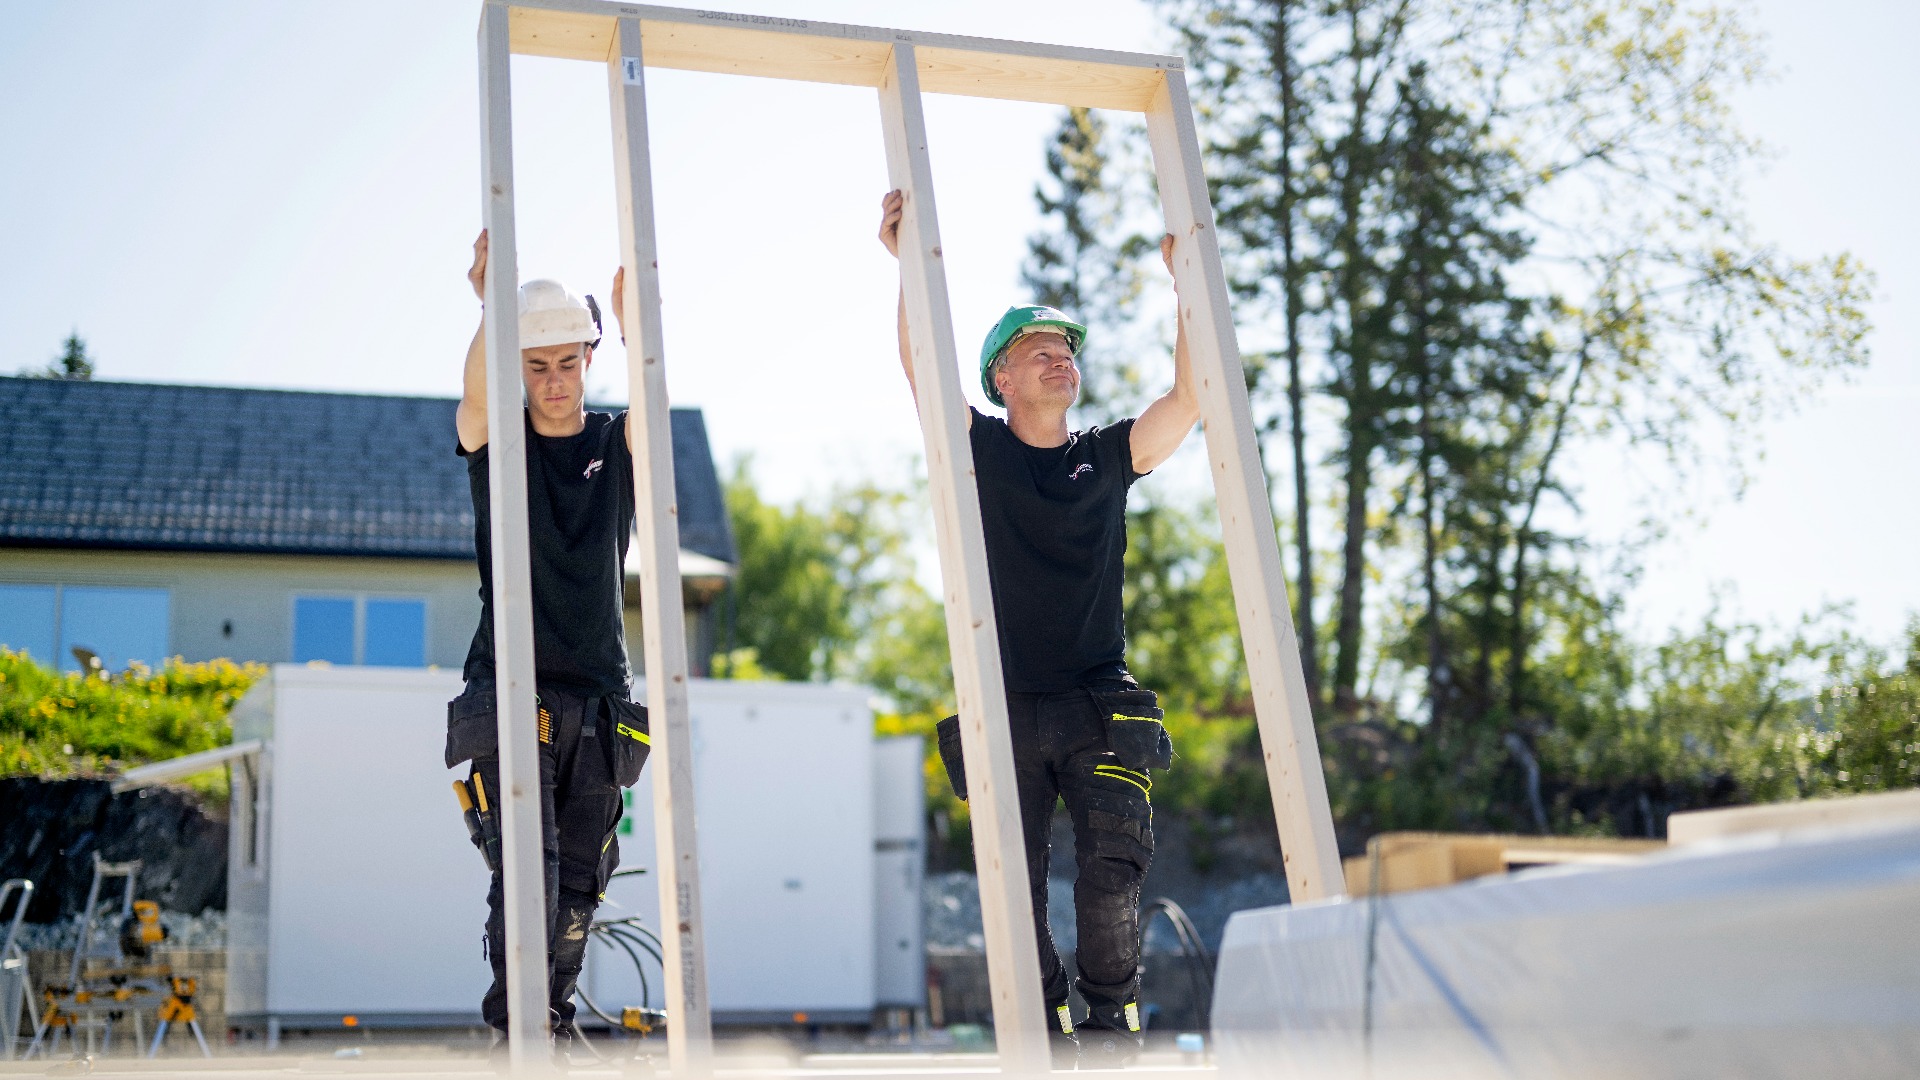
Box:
[720,462,955,707]
[1121,499,1246,717]
[1809,628,1920,795]
[1528,608,1920,834]
[721,461,851,681]
[825,478,954,716]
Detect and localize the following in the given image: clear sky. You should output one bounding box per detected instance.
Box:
[2,1,1913,650]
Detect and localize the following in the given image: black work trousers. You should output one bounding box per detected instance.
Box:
[460,683,625,1034]
[1007,681,1155,1017]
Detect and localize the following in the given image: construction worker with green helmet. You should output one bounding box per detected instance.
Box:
[977,304,1087,407]
[879,190,1202,1068]
[448,230,655,1067]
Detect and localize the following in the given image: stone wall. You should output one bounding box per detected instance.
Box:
[0,778,227,923]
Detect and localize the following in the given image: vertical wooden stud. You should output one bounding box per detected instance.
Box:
[478,2,552,1068]
[876,43,1049,1073]
[608,16,715,1077]
[1144,69,1346,902]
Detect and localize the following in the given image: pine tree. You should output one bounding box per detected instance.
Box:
[26,331,95,380]
[1019,107,1155,412]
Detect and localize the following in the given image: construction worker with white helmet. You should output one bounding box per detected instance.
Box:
[879,190,1201,1068]
[445,229,653,1065]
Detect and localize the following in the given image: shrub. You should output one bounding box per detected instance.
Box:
[0,649,263,792]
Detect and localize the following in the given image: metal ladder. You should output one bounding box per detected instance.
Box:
[69,856,142,987]
[0,879,34,1060]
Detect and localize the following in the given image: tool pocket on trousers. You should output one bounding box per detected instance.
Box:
[1079,791,1154,891]
[556,791,623,897]
[935,714,968,801]
[595,802,623,896]
[602,697,651,788]
[1093,687,1174,772]
[444,689,498,768]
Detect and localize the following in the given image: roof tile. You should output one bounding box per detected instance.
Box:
[0,377,734,564]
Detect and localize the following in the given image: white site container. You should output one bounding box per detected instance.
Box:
[223,665,922,1030]
[871,735,927,1010]
[583,680,879,1025]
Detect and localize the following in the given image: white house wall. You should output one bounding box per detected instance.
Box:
[0,547,720,676]
[0,549,478,670]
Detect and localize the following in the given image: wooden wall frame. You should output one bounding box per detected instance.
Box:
[476,1,1345,1072]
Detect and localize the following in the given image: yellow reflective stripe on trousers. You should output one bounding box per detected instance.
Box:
[1094,765,1151,798]
[616,722,650,745]
[1055,1004,1074,1034]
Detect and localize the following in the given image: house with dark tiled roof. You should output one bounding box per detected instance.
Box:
[0,376,734,675]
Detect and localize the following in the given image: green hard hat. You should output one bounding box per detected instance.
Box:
[979,304,1087,407]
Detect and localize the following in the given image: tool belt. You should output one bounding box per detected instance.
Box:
[603,696,651,786]
[444,686,651,879]
[935,683,1174,801]
[1091,685,1173,771]
[444,686,650,782]
[444,688,500,768]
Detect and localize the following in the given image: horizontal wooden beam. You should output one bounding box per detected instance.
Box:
[505,1,1177,111]
[1669,789,1920,845]
[1345,832,1666,897]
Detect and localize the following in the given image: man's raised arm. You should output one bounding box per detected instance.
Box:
[1129,234,1202,475]
[457,229,491,453]
[878,189,972,429]
[611,264,632,453]
[878,191,919,404]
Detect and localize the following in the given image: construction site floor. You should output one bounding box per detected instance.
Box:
[0,1050,1216,1078]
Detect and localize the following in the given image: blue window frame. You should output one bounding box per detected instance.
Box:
[363,599,426,667]
[292,597,356,665]
[58,587,170,673]
[292,595,429,667]
[0,585,58,664]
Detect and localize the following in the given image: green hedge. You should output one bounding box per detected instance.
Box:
[0,648,263,787]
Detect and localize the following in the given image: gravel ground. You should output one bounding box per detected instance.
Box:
[924,870,1289,954]
[6,907,227,950]
[8,870,1283,957]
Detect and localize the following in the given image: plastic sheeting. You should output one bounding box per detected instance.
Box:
[1213,822,1920,1079]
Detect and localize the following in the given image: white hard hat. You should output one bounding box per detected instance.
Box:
[517,279,601,350]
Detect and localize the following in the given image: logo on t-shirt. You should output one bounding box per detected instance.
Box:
[583,459,605,480]
[1069,463,1093,480]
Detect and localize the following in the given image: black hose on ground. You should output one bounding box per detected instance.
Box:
[1139,897,1216,1028]
[573,867,668,1051]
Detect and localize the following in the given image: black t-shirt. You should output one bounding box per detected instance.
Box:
[969,407,1144,693]
[460,409,635,696]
